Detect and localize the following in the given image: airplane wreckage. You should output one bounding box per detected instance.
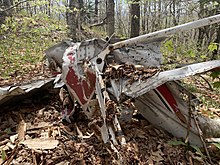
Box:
[1,15,220,149]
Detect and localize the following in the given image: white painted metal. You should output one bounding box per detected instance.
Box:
[94,14,220,71]
[135,86,203,146]
[114,42,162,67]
[124,60,220,98]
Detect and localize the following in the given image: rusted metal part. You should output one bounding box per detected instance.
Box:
[119,100,135,123]
[60,44,127,145]
[95,69,109,143]
[59,87,75,123]
[95,65,126,145]
[113,42,162,67]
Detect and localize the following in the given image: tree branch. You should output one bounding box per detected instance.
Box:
[0,0,30,13]
[89,16,107,28]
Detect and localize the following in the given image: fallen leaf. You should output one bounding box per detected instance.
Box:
[56,160,70,165]
[0,158,3,164]
[168,140,186,146]
[21,138,59,150]
[150,150,164,162]
[17,115,26,141]
[6,142,16,150]
[26,122,52,131]
[10,134,18,144]
[212,142,220,150]
[134,129,147,139]
[147,158,154,165]
[0,145,9,151]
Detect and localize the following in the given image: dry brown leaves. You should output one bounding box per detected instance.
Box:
[105,63,159,84]
[183,75,220,118]
[1,93,219,165]
[0,62,53,87]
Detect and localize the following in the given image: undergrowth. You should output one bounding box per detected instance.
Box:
[0,13,67,80]
[161,35,220,110]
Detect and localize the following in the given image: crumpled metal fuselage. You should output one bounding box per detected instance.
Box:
[45,14,220,146]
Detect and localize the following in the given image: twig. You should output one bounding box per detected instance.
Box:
[0,144,18,165]
[75,123,83,139]
[185,93,192,144]
[89,16,107,28]
[192,112,213,164]
[167,154,175,165]
[32,150,38,165]
[17,113,26,141]
[0,139,10,146]
[60,128,77,141]
[206,138,220,143]
[199,75,213,91]
[188,154,193,165]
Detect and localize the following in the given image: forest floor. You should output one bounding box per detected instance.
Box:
[0,60,220,165]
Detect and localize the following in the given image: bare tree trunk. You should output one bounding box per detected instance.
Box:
[147,0,150,32]
[34,0,37,15]
[95,0,98,16]
[67,0,78,41]
[197,0,206,48]
[106,0,115,36]
[130,0,140,37]
[158,0,162,29]
[172,0,177,26]
[78,0,83,41]
[142,1,147,34]
[168,2,172,27]
[115,0,123,35]
[164,2,168,28]
[212,4,220,60]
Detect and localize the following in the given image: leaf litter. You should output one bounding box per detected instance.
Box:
[0,91,219,165]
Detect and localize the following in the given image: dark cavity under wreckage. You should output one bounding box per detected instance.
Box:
[45,14,220,148]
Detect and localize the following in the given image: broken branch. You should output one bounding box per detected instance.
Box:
[89,17,107,28]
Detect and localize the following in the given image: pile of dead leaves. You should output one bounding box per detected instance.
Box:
[0,62,53,87]
[0,91,219,165]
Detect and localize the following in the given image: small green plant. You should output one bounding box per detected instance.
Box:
[168,140,205,157]
[212,142,220,150]
[1,150,7,161]
[210,70,220,88]
[208,43,218,52]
